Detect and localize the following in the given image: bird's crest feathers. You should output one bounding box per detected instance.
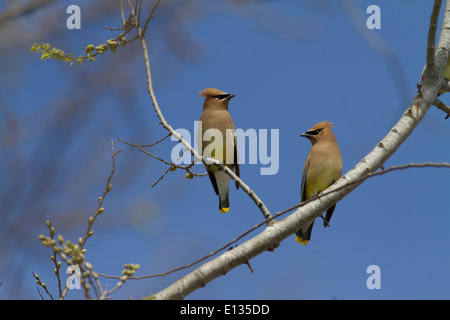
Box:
[199,88,227,98]
[309,121,334,131]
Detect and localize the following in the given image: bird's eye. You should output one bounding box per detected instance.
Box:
[308,129,322,135]
[215,94,229,100]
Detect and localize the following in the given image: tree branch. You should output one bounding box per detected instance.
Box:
[95,162,450,286]
[423,0,450,99]
[426,0,442,69]
[433,98,450,118]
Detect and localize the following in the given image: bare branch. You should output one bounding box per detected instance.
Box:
[422,0,450,101]
[426,0,442,69]
[32,271,54,300]
[80,139,122,249]
[118,138,206,181]
[433,98,450,118]
[95,162,450,286]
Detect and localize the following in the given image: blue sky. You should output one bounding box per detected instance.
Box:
[2,0,450,300]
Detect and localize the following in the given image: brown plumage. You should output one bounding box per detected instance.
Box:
[197,88,240,213]
[296,121,343,245]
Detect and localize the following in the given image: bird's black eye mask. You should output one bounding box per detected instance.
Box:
[214,94,230,100]
[305,128,323,136]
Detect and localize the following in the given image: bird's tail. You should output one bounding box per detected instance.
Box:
[295,220,315,245]
[214,170,231,213]
[219,194,230,213]
[324,205,336,227]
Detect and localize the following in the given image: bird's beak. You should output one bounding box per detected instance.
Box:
[300,132,309,138]
[226,94,236,101]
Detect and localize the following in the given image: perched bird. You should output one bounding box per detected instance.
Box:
[296,121,343,245]
[197,88,240,213]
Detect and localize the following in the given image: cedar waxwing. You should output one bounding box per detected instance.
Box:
[197,88,240,213]
[296,121,343,245]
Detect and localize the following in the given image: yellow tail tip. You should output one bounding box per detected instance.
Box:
[220,207,230,213]
[295,235,309,245]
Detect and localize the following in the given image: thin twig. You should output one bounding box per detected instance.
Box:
[32,272,54,300]
[45,221,63,298]
[151,148,188,187]
[80,139,122,249]
[120,138,173,165]
[120,0,126,25]
[118,138,206,178]
[137,132,171,148]
[142,0,161,33]
[433,98,450,118]
[427,0,442,69]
